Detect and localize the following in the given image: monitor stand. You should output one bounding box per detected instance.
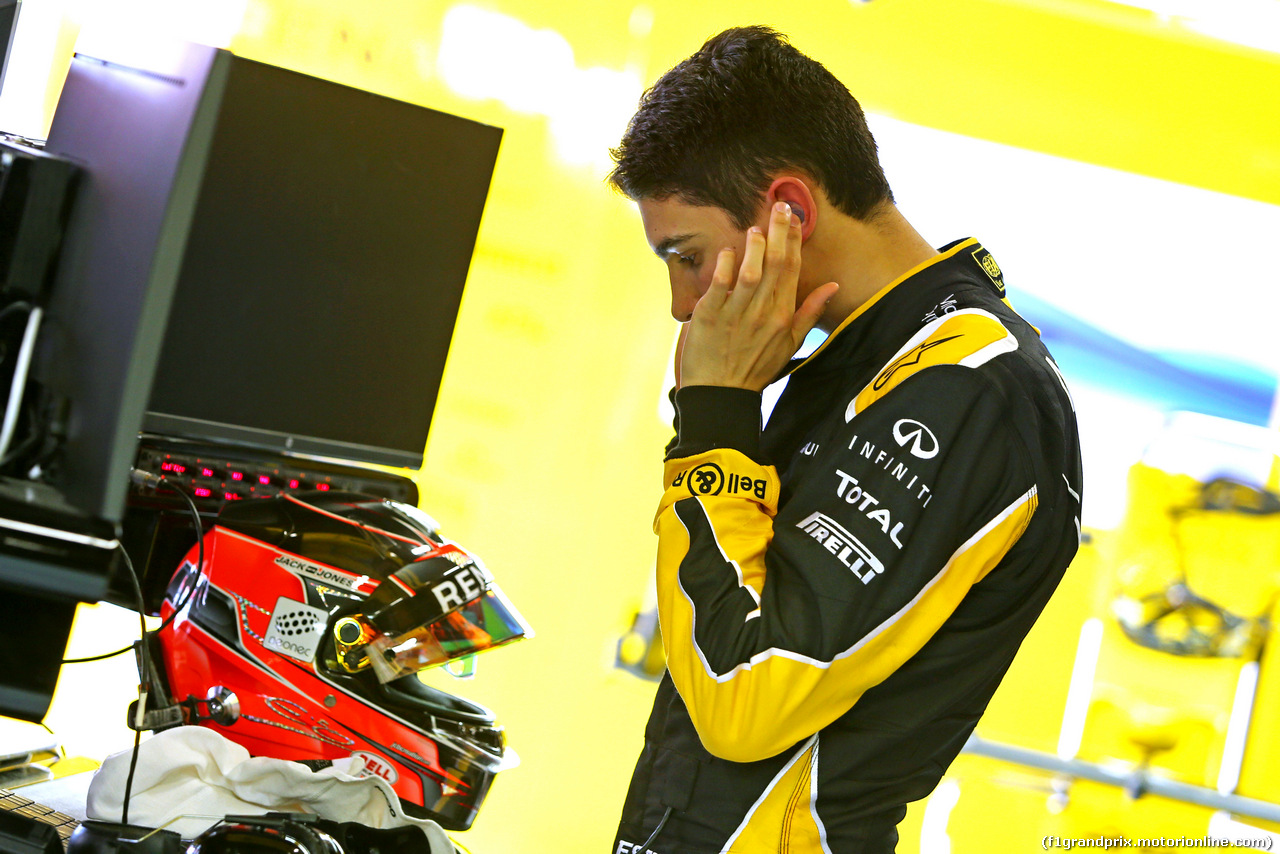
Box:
[0,477,118,723]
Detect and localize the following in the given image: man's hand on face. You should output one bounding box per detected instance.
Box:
[674,321,690,390]
[679,202,839,393]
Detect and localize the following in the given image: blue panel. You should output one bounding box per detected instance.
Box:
[1007,288,1275,426]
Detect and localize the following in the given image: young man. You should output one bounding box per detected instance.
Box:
[607,26,1084,853]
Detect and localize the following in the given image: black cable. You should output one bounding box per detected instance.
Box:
[60,645,134,664]
[0,399,39,468]
[152,479,204,633]
[0,303,36,471]
[61,477,205,664]
[116,544,147,826]
[121,727,141,826]
[637,806,672,853]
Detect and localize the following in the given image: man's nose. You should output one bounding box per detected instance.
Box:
[669,274,698,322]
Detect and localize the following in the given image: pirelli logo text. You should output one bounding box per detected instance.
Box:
[795,511,884,584]
[672,463,767,500]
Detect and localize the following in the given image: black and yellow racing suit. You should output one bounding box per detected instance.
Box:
[613,239,1083,853]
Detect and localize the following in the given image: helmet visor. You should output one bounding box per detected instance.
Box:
[365,577,532,683]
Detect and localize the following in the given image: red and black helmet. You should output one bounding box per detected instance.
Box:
[156,491,532,830]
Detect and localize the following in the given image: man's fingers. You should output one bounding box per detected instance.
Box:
[696,247,736,313]
[674,322,689,388]
[763,205,791,283]
[779,209,803,305]
[750,202,801,312]
[730,227,765,305]
[792,281,840,342]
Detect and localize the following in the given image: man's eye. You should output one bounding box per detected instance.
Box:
[675,252,698,267]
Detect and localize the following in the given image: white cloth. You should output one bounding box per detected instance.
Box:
[86,727,454,851]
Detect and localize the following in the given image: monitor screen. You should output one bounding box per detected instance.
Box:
[0,0,18,99]
[144,55,502,469]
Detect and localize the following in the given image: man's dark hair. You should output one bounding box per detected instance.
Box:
[608,26,893,229]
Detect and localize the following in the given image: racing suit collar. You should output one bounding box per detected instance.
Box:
[780,238,987,381]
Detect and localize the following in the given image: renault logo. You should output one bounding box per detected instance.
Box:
[892,419,939,460]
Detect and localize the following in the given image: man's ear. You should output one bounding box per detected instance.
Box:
[767,176,817,240]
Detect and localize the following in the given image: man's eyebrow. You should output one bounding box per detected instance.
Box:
[653,233,696,258]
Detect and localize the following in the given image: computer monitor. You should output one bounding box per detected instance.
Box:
[0,0,17,99]
[30,42,230,525]
[143,55,502,469]
[0,41,227,722]
[2,41,501,722]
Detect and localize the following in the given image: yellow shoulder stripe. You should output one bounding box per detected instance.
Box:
[845,308,1017,421]
[657,486,1038,762]
[794,238,979,371]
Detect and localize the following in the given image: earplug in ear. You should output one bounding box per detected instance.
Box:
[792,206,805,223]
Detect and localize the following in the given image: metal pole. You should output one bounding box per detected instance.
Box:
[963,734,1280,824]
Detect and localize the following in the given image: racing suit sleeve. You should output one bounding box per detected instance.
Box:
[655,363,1039,763]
